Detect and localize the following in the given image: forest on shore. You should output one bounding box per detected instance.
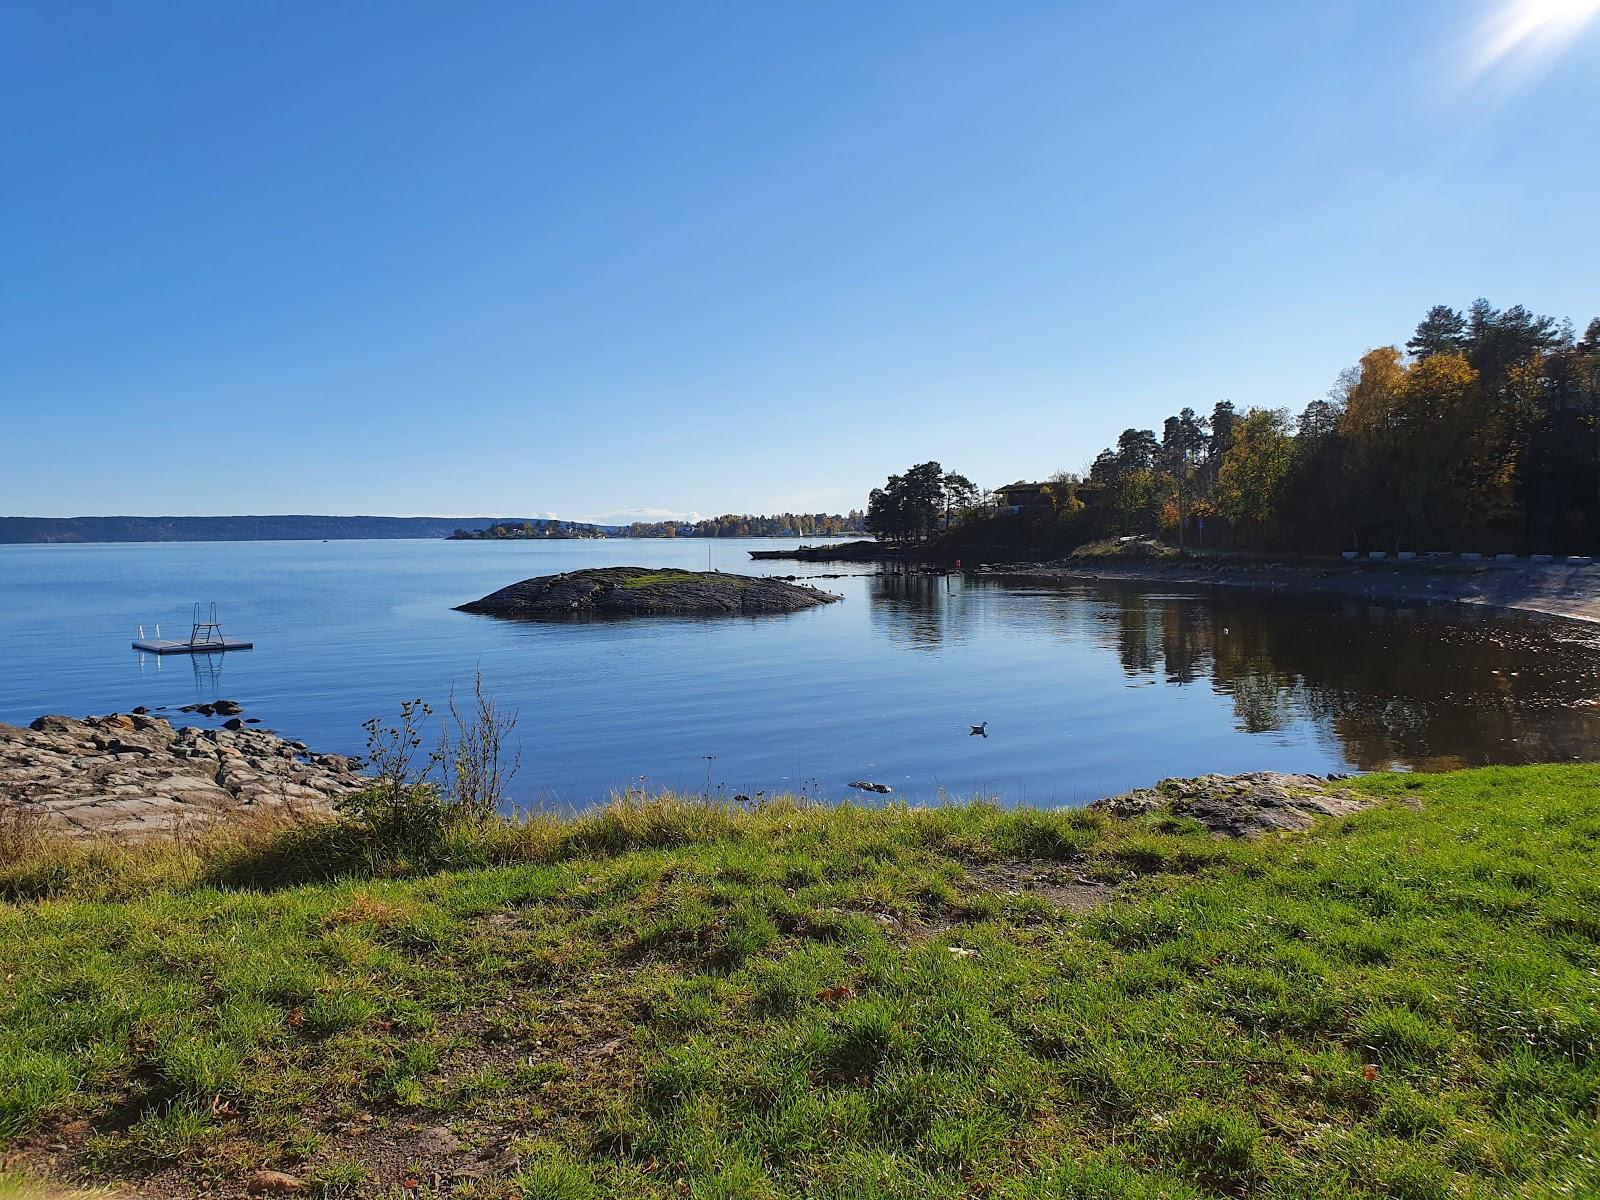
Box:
[617,512,866,538]
[868,299,1600,556]
[453,512,867,541]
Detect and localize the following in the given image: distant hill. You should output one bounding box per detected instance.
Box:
[0,515,603,544]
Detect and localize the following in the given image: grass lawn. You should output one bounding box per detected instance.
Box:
[1,766,1597,1198]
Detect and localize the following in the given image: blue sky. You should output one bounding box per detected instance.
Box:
[3,1,1598,521]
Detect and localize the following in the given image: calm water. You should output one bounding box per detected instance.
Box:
[3,538,1599,808]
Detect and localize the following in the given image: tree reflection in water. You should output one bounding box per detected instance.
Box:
[869,572,1600,772]
[868,572,974,653]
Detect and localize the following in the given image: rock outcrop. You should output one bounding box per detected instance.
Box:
[1092,771,1366,838]
[456,567,840,618]
[0,713,367,838]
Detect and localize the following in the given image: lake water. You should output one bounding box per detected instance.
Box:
[3,538,1599,809]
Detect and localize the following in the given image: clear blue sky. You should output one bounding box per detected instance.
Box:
[4,1,1597,521]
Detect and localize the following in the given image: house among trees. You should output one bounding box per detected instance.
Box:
[995,482,1053,515]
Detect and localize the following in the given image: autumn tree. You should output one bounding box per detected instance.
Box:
[1337,347,1410,546]
[1216,408,1295,540]
[1042,470,1087,520]
[1394,352,1484,543]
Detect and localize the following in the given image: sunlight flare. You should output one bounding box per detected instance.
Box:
[1463,0,1600,85]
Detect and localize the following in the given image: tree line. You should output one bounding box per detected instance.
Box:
[449,520,605,540]
[621,512,866,538]
[870,299,1600,555]
[455,513,866,540]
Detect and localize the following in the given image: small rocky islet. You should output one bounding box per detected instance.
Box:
[455,566,841,618]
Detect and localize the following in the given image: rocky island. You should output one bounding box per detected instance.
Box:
[455,566,840,618]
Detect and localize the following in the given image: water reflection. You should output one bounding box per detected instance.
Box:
[189,651,226,698]
[868,572,974,652]
[887,575,1600,773]
[136,647,230,702]
[6,538,1600,805]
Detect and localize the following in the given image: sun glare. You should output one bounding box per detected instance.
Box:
[1463,0,1600,85]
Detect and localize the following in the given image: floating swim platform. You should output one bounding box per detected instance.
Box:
[133,604,253,654]
[132,636,254,655]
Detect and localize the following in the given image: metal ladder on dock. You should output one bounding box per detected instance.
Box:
[189,603,225,649]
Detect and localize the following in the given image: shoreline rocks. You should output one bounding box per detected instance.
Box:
[2,716,1365,845]
[0,713,367,839]
[456,567,841,618]
[1092,771,1366,838]
[991,557,1600,627]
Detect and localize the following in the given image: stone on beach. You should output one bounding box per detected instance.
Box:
[1092,771,1366,838]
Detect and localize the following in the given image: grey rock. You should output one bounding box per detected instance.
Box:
[456,567,840,619]
[1,713,369,840]
[418,1125,461,1154]
[1092,772,1366,838]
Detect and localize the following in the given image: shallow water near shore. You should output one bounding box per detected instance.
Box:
[3,537,1599,809]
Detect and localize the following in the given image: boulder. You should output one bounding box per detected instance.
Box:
[1092,772,1366,838]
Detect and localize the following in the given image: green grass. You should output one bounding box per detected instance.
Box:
[0,1175,117,1200]
[619,570,745,590]
[2,768,1598,1198]
[1070,537,1181,561]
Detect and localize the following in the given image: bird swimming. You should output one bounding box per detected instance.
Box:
[970,722,988,737]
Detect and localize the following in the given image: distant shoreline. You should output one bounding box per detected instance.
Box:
[0,515,867,545]
[0,515,559,545]
[988,556,1600,627]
